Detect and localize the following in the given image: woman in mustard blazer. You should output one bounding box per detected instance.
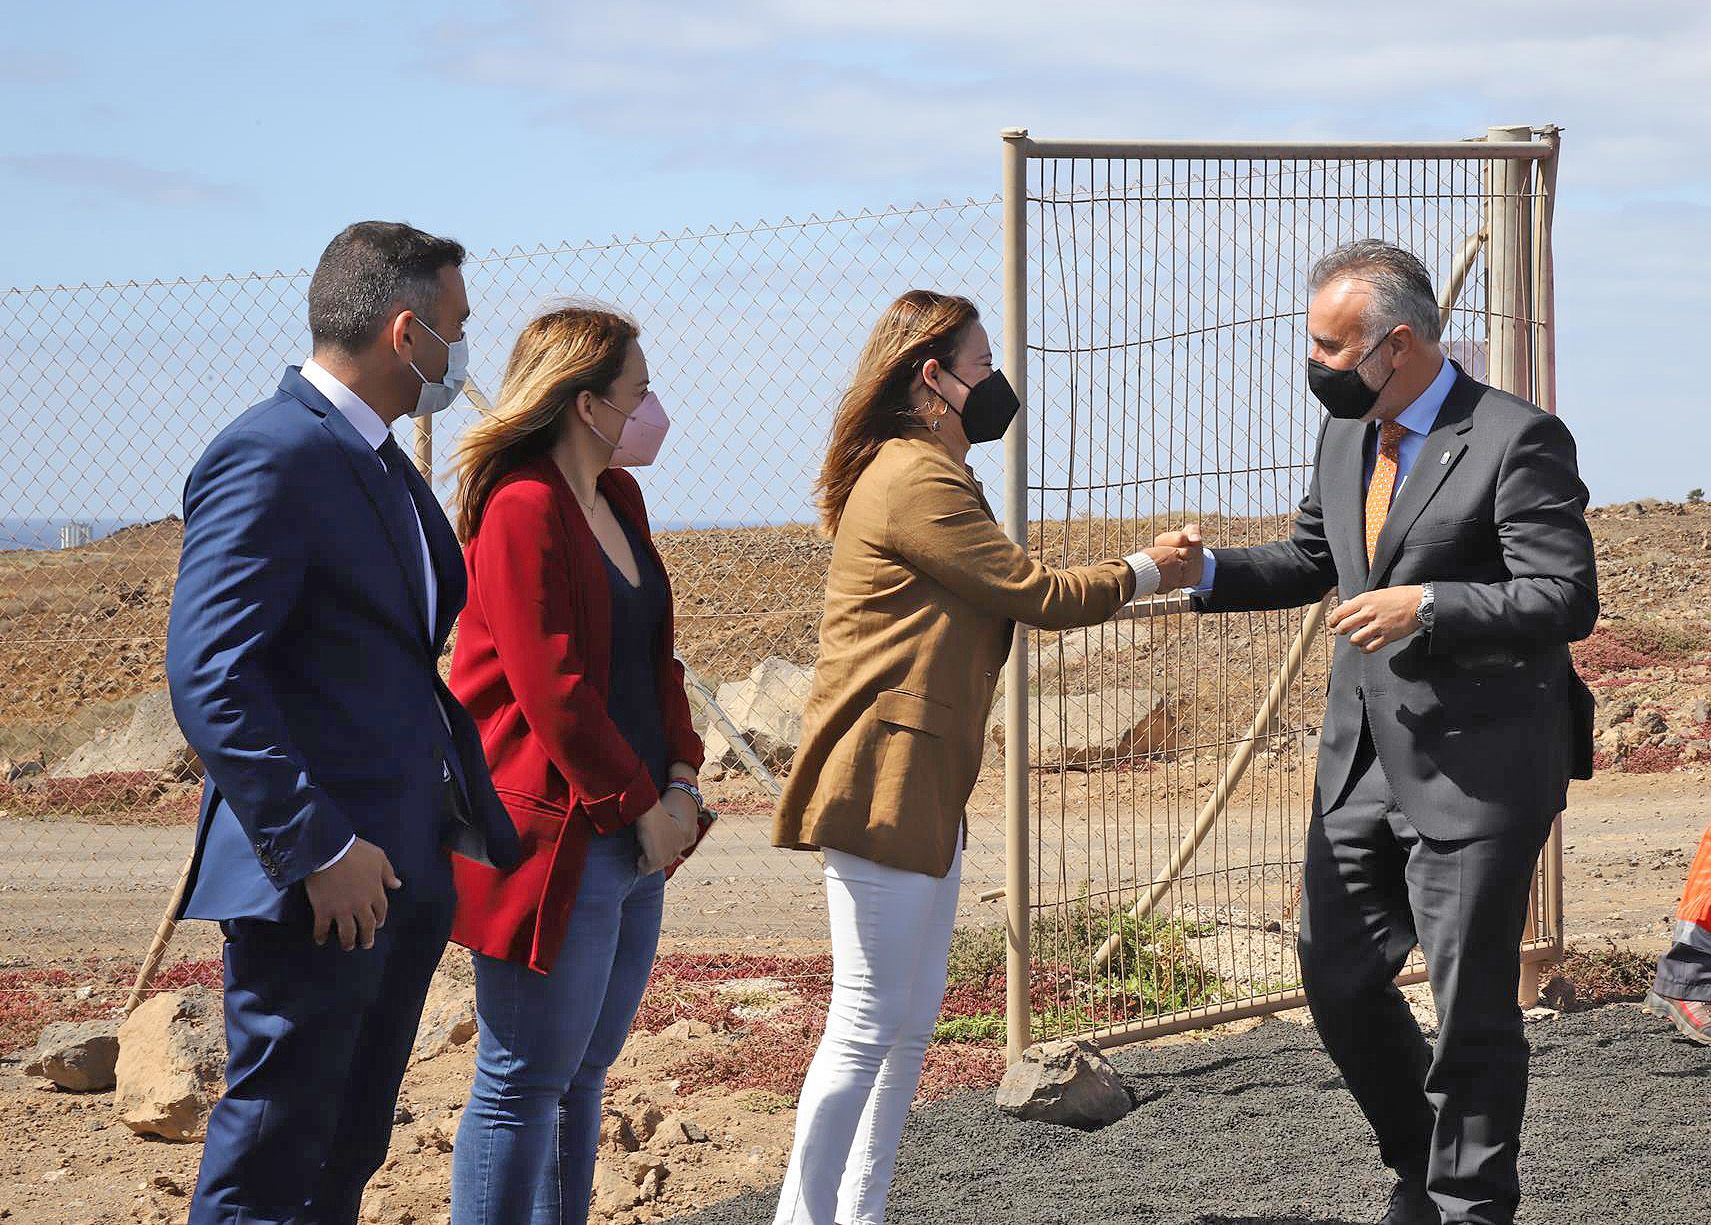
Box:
[770,290,1190,1225]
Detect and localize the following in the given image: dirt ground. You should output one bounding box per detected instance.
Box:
[3,501,1709,1221]
[1,768,1704,1225]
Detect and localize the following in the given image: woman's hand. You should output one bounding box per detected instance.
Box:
[1145,545,1198,594]
[637,798,697,875]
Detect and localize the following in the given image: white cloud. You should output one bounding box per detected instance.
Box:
[425,0,1711,198]
[3,154,244,208]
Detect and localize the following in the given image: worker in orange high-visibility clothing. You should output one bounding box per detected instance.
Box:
[1647,819,1711,1044]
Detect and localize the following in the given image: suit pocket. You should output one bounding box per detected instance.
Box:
[1405,515,1486,547]
[493,787,568,859]
[873,688,954,737]
[871,690,953,821]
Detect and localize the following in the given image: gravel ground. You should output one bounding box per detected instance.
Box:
[676,1005,1709,1224]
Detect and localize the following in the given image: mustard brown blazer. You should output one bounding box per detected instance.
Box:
[772,437,1137,877]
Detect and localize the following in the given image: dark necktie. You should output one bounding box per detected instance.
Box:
[377,435,431,639]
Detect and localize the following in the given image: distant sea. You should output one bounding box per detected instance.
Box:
[0,516,788,553]
[0,518,142,552]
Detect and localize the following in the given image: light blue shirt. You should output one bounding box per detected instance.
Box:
[1195,355,1454,593]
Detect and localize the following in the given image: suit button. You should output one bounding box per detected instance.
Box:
[1355,685,1365,701]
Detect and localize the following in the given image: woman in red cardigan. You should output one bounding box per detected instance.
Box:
[446,304,708,1225]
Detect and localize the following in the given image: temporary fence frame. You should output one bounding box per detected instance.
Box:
[998,126,1565,1063]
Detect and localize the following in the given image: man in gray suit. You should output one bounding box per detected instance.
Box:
[1157,240,1598,1225]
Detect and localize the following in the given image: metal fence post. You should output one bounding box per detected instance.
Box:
[1487,123,1545,1007]
[414,414,433,482]
[1001,126,1032,1066]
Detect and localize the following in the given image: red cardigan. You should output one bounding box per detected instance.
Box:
[448,457,704,973]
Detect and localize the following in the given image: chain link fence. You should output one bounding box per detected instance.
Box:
[0,200,1006,1022]
[1,134,1565,1065]
[1004,130,1564,1051]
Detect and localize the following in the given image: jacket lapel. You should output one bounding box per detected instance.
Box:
[1365,368,1480,587]
[282,368,433,645]
[399,459,466,648]
[1322,418,1370,585]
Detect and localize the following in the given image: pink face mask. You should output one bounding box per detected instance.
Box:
[592,391,671,467]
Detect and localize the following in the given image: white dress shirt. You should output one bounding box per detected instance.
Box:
[300,359,440,872]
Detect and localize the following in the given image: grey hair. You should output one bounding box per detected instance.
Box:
[1308,239,1442,344]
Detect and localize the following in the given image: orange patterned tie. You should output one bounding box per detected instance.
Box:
[1364,421,1407,564]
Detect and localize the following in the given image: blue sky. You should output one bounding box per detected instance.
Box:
[3,0,1708,507]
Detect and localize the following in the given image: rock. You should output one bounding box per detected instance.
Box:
[1686,697,1711,726]
[114,987,225,1141]
[411,981,477,1063]
[51,690,201,781]
[657,1018,716,1042]
[592,1164,643,1215]
[651,1114,709,1148]
[593,1153,667,1215]
[600,1107,640,1153]
[1541,974,1576,1011]
[992,688,1175,768]
[627,1101,666,1144]
[1639,709,1669,736]
[713,977,803,1020]
[6,757,44,783]
[23,1019,121,1091]
[701,658,814,774]
[995,1038,1131,1129]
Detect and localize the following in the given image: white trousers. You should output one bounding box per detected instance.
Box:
[772,842,963,1225]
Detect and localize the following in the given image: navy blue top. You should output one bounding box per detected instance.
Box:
[598,510,672,793]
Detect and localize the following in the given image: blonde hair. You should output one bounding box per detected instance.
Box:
[452,302,638,541]
[815,289,979,535]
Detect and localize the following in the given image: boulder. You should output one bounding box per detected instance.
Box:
[114,986,226,1141]
[411,980,477,1063]
[995,1038,1131,1129]
[701,657,814,774]
[991,688,1175,769]
[51,690,201,781]
[23,1019,122,1091]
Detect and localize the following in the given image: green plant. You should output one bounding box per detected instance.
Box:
[945,923,1007,987]
[932,1012,1006,1044]
[1688,488,1704,504]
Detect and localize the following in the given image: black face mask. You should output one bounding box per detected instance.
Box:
[936,367,1021,444]
[1307,329,1398,420]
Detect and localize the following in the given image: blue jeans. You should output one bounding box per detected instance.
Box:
[451,827,665,1225]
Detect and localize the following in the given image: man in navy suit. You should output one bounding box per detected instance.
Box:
[167,221,520,1225]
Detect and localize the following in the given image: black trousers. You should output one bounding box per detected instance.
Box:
[1299,731,1551,1225]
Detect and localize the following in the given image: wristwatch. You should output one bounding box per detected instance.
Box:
[1416,582,1437,635]
[665,778,709,817]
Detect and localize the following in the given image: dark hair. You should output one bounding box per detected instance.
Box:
[307,221,467,353]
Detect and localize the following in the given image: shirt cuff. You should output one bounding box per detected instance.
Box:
[1122,551,1162,600]
[316,835,357,873]
[1190,547,1217,595]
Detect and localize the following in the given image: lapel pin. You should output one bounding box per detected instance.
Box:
[1439,450,1451,465]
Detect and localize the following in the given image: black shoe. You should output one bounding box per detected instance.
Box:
[1380,1179,1439,1225]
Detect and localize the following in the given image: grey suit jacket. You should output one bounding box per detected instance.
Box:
[1197,363,1598,839]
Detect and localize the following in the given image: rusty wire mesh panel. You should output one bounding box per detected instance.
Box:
[1015,149,1554,1046]
[0,200,1002,1004]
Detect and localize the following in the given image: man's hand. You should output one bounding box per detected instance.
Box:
[637,799,697,875]
[1151,523,1206,592]
[1328,585,1425,653]
[304,838,401,951]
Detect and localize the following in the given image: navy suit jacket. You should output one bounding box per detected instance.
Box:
[168,367,520,922]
